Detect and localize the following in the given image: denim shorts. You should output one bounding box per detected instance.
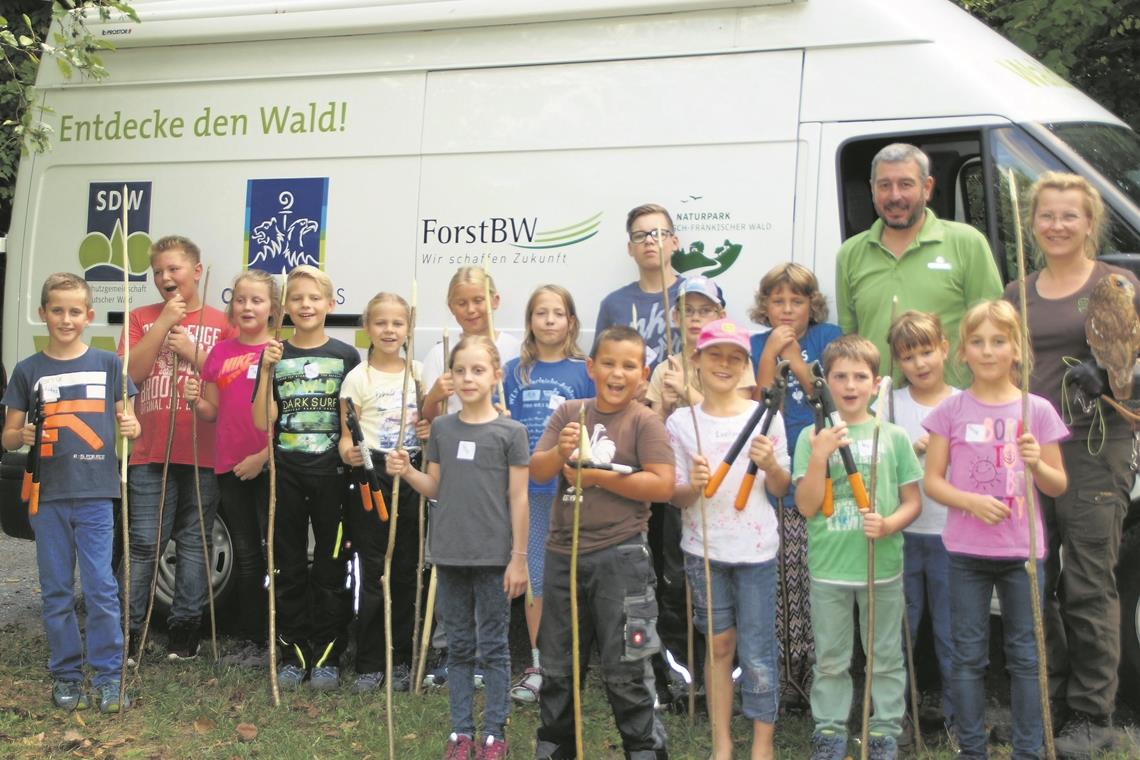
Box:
[684,552,780,723]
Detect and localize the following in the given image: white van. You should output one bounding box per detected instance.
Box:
[2,0,1139,695]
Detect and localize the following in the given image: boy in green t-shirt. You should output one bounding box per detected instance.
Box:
[792,335,922,760]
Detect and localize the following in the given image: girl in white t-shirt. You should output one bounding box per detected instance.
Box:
[338,292,423,693]
[666,318,791,760]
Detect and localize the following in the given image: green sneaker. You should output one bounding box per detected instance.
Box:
[97,679,129,714]
[51,679,89,711]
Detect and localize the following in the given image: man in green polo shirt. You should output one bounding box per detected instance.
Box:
[836,143,1002,388]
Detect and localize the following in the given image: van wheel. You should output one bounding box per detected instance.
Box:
[152,513,235,624]
[1119,524,1140,710]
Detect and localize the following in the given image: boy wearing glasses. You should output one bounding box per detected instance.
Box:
[646,275,754,420]
[592,203,683,370]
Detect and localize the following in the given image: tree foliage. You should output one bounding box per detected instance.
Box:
[956,0,1140,130]
[0,1,136,233]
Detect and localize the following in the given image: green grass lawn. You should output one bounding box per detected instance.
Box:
[0,629,1134,759]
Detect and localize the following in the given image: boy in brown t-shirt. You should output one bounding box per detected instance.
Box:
[530,326,675,760]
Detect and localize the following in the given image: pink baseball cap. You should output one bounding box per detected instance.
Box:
[696,318,751,356]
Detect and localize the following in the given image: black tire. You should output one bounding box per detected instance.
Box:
[1119,521,1140,711]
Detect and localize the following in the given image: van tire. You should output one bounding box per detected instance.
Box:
[1119,522,1140,711]
[150,512,236,629]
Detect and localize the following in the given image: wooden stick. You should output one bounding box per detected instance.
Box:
[1009,169,1057,760]
[384,281,416,759]
[118,185,133,696]
[190,267,218,662]
[570,404,587,759]
[677,290,718,752]
[860,376,890,760]
[481,256,508,408]
[414,566,438,695]
[265,274,288,707]
[655,227,675,360]
[685,582,695,722]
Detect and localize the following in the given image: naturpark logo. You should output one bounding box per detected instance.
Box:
[78,183,152,282]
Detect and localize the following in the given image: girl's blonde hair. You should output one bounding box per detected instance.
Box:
[361,292,412,361]
[287,264,334,300]
[449,334,501,371]
[515,285,586,384]
[957,300,1033,387]
[749,262,828,326]
[887,310,946,358]
[226,269,283,328]
[1027,171,1106,260]
[447,266,497,304]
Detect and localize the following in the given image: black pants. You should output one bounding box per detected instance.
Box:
[537,537,667,759]
[647,502,701,685]
[218,470,268,642]
[348,450,424,673]
[274,465,351,669]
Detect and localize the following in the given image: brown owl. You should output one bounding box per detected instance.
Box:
[1085,272,1140,400]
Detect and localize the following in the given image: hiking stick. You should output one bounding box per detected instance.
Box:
[118,188,133,695]
[189,267,218,662]
[384,281,416,760]
[414,327,448,695]
[655,227,675,360]
[570,403,588,758]
[1009,169,1057,760]
[860,376,891,760]
[136,353,179,671]
[677,290,718,752]
[409,372,427,691]
[481,256,508,409]
[265,274,287,707]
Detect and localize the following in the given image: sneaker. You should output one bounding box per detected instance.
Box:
[510,666,543,704]
[51,680,89,711]
[310,665,340,691]
[277,664,307,689]
[424,653,449,689]
[97,679,129,714]
[474,666,485,689]
[867,734,897,760]
[166,622,200,661]
[352,671,383,694]
[443,732,475,760]
[391,664,412,693]
[475,734,508,760]
[810,730,847,760]
[126,631,142,668]
[1054,711,1115,757]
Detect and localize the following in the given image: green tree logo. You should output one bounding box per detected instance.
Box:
[77,219,151,281]
[671,239,742,278]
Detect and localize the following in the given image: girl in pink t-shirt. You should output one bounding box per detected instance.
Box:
[186,270,281,647]
[922,300,1067,758]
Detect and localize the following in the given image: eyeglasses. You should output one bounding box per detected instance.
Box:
[629,229,674,244]
[683,306,720,319]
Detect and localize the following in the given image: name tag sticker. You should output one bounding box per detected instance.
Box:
[86,385,106,399]
[247,364,259,380]
[927,256,952,271]
[523,389,541,402]
[303,362,319,380]
[457,441,477,461]
[548,393,565,411]
[965,423,987,442]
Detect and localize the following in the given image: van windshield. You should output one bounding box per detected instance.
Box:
[1048,123,1140,208]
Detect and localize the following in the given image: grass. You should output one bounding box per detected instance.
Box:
[0,627,1135,759]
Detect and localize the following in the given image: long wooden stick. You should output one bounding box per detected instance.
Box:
[384,282,416,759]
[118,186,132,696]
[1009,169,1056,760]
[570,404,588,759]
[190,267,218,662]
[860,375,890,760]
[676,289,718,751]
[265,275,288,707]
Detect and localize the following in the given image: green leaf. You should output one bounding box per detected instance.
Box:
[55,57,71,78]
[17,35,32,47]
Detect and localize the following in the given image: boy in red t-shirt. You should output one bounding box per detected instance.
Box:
[118,235,235,660]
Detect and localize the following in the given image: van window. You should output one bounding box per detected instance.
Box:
[838,131,985,240]
[1048,123,1140,208]
[990,126,1140,277]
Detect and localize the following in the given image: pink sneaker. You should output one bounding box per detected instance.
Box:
[444,733,475,760]
[476,734,508,759]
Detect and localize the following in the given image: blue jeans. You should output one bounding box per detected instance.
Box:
[903,532,955,721]
[127,463,219,629]
[436,565,510,739]
[949,553,1044,759]
[31,499,122,687]
[684,552,780,723]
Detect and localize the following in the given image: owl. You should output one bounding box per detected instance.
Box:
[1085,273,1140,401]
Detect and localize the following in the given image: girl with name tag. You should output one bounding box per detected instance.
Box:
[387,335,529,760]
[185,269,281,652]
